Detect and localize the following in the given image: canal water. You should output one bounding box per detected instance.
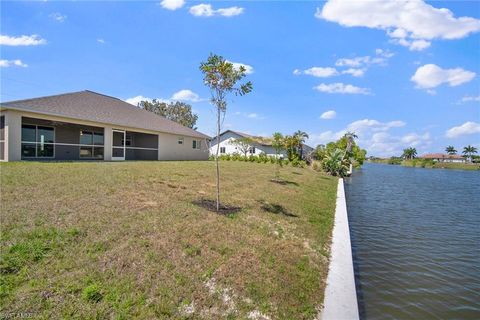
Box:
[344,163,480,319]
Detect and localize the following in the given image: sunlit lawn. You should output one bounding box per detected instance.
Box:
[0,161,337,319]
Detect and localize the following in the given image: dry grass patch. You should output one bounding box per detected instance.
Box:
[0,161,337,319]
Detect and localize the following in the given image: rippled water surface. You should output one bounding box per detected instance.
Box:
[344,163,480,320]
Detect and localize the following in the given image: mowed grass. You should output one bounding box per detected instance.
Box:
[0,161,337,319]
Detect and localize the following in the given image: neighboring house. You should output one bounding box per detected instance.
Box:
[209,130,313,159]
[420,153,466,163]
[0,90,210,162]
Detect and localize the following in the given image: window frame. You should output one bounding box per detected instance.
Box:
[220,146,226,154]
[178,137,184,145]
[249,146,256,154]
[192,139,201,150]
[79,130,104,159]
[21,123,55,159]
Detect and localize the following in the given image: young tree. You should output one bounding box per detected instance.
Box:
[445,146,457,155]
[462,145,478,162]
[200,54,252,211]
[271,132,285,180]
[139,100,199,129]
[294,130,309,159]
[230,137,253,157]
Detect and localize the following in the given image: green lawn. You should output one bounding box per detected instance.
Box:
[0,161,337,319]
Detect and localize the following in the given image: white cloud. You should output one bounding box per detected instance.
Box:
[0,59,28,68]
[314,82,371,95]
[159,0,185,10]
[234,111,265,120]
[305,67,339,78]
[97,38,106,44]
[171,89,201,102]
[342,68,365,77]
[445,121,480,138]
[309,118,431,157]
[189,4,244,17]
[320,110,336,120]
[461,95,480,103]
[335,56,369,68]
[216,7,244,17]
[317,0,480,51]
[49,12,67,22]
[411,64,476,89]
[228,61,254,74]
[0,34,46,46]
[346,119,406,134]
[294,67,339,78]
[125,95,152,106]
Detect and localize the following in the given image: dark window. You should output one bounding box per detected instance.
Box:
[123,134,132,146]
[192,140,201,149]
[0,116,4,161]
[80,147,93,158]
[249,147,256,154]
[37,126,54,143]
[21,143,36,157]
[79,130,104,159]
[37,144,54,157]
[21,124,55,158]
[0,116,4,141]
[93,132,104,145]
[178,137,184,145]
[22,125,36,142]
[220,147,226,154]
[80,131,93,145]
[93,147,104,159]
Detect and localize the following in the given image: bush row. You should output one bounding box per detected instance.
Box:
[209,153,306,168]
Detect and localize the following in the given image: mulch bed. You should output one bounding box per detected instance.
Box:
[192,199,241,215]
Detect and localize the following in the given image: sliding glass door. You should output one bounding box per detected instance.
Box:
[112,130,125,161]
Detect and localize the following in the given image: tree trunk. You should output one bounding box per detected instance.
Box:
[215,106,220,212]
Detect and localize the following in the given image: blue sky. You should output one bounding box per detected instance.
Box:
[1,0,479,156]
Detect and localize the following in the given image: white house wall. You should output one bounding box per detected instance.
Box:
[209,131,287,157]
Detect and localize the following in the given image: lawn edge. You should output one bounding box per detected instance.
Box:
[321,178,359,320]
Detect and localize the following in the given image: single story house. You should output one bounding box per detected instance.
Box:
[0,90,210,162]
[420,153,466,163]
[209,130,313,159]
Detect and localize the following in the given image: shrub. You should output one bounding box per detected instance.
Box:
[248,155,256,162]
[82,284,103,303]
[231,152,242,161]
[291,158,306,168]
[269,156,276,164]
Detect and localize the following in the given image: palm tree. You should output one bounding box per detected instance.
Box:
[462,145,478,162]
[344,131,358,154]
[294,130,309,160]
[283,135,299,161]
[402,147,417,160]
[445,146,457,155]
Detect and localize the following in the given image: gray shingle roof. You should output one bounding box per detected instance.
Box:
[0,90,209,139]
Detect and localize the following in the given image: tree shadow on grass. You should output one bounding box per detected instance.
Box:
[192,199,241,216]
[257,200,298,218]
[270,179,299,186]
[291,172,303,175]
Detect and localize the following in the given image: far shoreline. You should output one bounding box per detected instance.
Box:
[367,159,480,171]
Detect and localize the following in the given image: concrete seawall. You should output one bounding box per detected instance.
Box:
[321,178,359,320]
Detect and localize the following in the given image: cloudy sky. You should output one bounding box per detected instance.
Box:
[1,0,479,157]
